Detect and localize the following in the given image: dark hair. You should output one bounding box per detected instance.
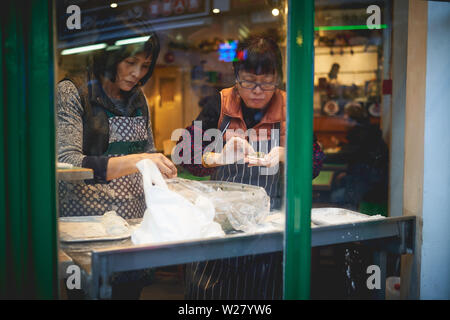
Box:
[92,20,160,87]
[345,103,369,124]
[233,36,283,82]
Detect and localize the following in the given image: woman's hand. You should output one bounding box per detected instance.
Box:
[137,153,178,179]
[221,137,255,164]
[106,153,177,181]
[265,146,285,167]
[203,137,255,167]
[248,146,285,168]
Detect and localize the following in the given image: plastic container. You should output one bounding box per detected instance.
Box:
[166,178,271,232]
[386,276,401,300]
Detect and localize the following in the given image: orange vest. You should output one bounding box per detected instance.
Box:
[218,87,286,146]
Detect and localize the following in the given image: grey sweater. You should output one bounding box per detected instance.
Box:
[56,80,156,169]
[56,80,155,218]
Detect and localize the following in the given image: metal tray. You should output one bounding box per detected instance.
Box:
[59,216,131,243]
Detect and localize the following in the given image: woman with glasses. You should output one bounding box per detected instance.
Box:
[178,36,324,299]
[181,36,323,209]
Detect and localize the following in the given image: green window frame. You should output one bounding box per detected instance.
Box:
[0,0,57,299]
[285,0,315,299]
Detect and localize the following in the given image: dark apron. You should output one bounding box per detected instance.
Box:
[185,117,283,300]
[58,108,147,219]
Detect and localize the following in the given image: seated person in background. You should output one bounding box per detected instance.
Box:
[315,104,389,299]
[330,104,388,211]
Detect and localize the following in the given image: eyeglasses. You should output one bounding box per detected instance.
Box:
[236,75,277,91]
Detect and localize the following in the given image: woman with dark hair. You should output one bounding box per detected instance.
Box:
[57,25,177,299]
[57,28,176,219]
[178,36,324,299]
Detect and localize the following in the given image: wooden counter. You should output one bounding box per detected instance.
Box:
[57,167,93,181]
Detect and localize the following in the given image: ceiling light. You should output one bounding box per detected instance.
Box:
[212,8,220,14]
[115,36,150,46]
[272,8,280,16]
[110,3,118,8]
[61,43,107,55]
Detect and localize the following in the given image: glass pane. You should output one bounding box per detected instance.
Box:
[313,2,389,214]
[55,0,289,300]
[312,0,392,299]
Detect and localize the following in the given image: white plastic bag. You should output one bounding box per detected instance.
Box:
[131,159,225,245]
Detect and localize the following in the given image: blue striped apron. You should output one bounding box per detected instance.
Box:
[211,120,283,210]
[185,117,283,300]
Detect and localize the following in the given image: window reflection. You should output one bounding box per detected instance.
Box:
[311,0,391,300]
[313,1,389,217]
[56,0,289,234]
[56,0,290,301]
[54,0,397,301]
